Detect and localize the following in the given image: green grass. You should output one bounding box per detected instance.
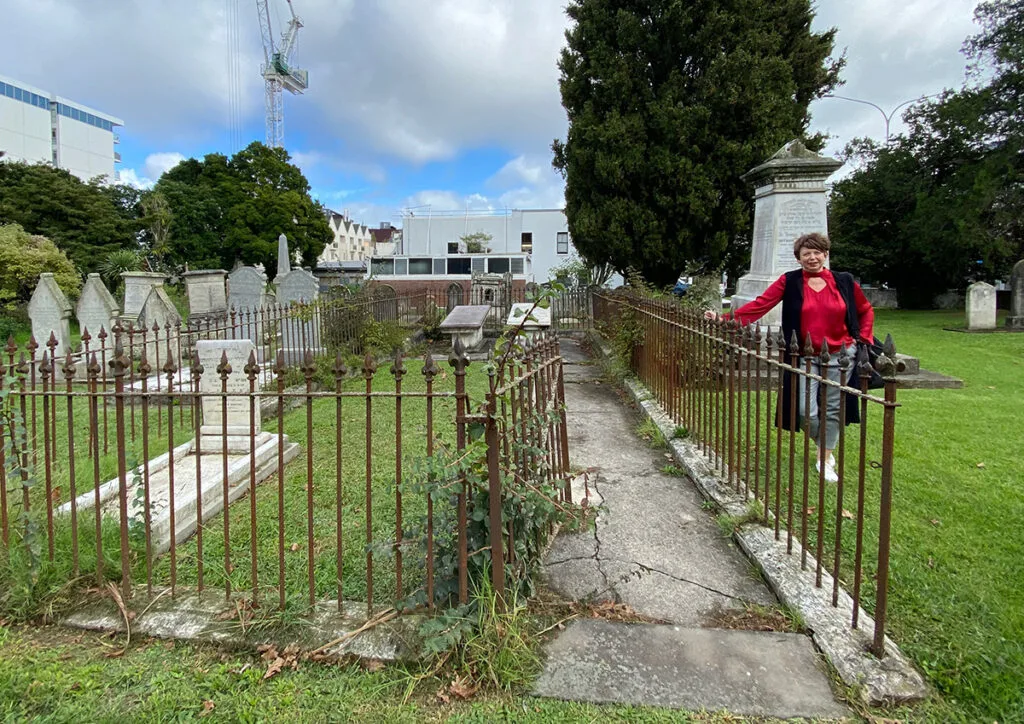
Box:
[0,624,787,723]
[861,310,1024,722]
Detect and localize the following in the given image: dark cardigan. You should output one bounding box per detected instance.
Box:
[776,269,863,432]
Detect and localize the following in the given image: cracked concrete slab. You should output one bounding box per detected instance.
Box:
[544,343,774,627]
[533,619,850,720]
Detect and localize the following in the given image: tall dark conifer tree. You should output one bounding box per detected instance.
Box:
[552,0,842,286]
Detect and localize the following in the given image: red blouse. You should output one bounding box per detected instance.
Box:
[727,270,874,352]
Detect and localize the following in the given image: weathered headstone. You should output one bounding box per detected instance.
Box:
[732,140,843,327]
[276,268,321,361]
[197,339,260,451]
[1006,259,1024,330]
[121,272,166,324]
[228,265,267,311]
[137,286,183,364]
[506,302,550,340]
[27,273,72,358]
[183,269,228,322]
[277,232,291,279]
[966,282,997,331]
[440,305,490,352]
[76,274,120,340]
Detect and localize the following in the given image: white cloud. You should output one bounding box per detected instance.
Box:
[118,168,152,190]
[118,152,186,189]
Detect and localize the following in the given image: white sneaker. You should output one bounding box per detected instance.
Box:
[815,459,839,483]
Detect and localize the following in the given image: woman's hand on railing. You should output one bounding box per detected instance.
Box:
[703,310,719,321]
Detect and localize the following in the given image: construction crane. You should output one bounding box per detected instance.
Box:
[256,0,308,149]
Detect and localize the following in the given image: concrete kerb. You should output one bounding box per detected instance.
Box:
[61,588,424,662]
[587,334,929,708]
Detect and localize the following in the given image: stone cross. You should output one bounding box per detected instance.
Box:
[277,233,291,279]
[966,281,997,331]
[731,140,843,326]
[27,273,72,359]
[76,274,120,341]
[1006,259,1024,330]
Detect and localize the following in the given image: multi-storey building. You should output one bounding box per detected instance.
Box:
[0,73,123,182]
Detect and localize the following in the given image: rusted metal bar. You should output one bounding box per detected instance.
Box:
[853,346,872,629]
[801,335,814,569]
[392,350,406,601]
[246,351,260,604]
[334,353,347,611]
[422,352,436,609]
[219,351,232,600]
[302,352,316,606]
[815,342,830,581]
[139,352,152,595]
[165,345,178,597]
[873,338,899,658]
[63,353,78,574]
[112,342,131,600]
[275,350,286,610]
[40,346,54,560]
[363,352,377,616]
[191,351,204,593]
[88,353,103,584]
[787,332,799,553]
[449,340,469,606]
[99,328,109,455]
[485,385,506,610]
[832,348,851,605]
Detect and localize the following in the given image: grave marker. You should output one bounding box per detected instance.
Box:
[76,274,119,340]
[28,273,72,358]
[966,281,997,331]
[1006,259,1024,330]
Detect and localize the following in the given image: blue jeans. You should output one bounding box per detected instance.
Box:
[798,344,855,452]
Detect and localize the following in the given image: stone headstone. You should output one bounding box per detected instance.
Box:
[277,233,291,279]
[137,286,183,364]
[440,304,490,352]
[276,268,321,360]
[732,140,843,327]
[228,265,267,312]
[27,273,72,359]
[507,302,551,340]
[1006,259,1024,330]
[121,272,166,323]
[966,282,997,331]
[196,339,260,448]
[183,269,228,320]
[76,274,120,341]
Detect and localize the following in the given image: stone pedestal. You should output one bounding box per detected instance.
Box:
[183,269,228,323]
[121,272,166,324]
[1006,259,1024,330]
[28,273,72,358]
[966,282,997,330]
[732,141,842,327]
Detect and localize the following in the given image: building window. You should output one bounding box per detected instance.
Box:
[393,258,408,275]
[521,232,533,254]
[408,258,432,275]
[448,241,459,254]
[510,258,525,275]
[371,259,395,276]
[557,232,569,254]
[447,258,471,275]
[471,257,486,274]
[488,257,510,275]
[433,258,446,275]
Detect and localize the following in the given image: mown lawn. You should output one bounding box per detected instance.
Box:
[863,310,1024,722]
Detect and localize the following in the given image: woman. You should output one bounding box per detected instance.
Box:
[706,233,874,482]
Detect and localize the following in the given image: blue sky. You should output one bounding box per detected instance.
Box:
[2,0,981,230]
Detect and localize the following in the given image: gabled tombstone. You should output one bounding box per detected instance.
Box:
[28,273,72,359]
[76,274,120,342]
[137,286,183,366]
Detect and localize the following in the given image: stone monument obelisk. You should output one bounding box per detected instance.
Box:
[277,233,291,279]
[731,140,842,327]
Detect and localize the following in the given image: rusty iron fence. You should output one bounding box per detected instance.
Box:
[0,301,571,617]
[593,290,899,658]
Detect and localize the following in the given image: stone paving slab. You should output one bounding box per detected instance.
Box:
[533,619,850,719]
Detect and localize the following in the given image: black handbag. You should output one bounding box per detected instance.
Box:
[855,336,885,390]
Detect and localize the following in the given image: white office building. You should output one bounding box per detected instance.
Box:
[370,208,579,283]
[0,73,123,182]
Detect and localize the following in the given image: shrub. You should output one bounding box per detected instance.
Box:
[0,223,81,310]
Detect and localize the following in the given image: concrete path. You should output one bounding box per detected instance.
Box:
[533,340,850,720]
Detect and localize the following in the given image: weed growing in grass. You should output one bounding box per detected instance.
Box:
[671,425,688,439]
[660,464,684,477]
[715,501,763,536]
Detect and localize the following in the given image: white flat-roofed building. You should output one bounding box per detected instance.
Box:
[0,73,123,182]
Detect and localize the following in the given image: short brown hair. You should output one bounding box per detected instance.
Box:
[793,232,830,259]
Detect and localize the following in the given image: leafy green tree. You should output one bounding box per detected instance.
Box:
[0,224,81,309]
[829,1,1024,306]
[0,162,140,274]
[153,142,331,276]
[552,0,842,286]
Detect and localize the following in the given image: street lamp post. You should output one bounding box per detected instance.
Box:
[822,93,939,144]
